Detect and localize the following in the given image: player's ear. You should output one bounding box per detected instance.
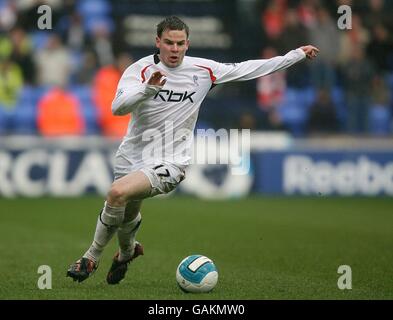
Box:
[185,39,190,50]
[155,36,161,49]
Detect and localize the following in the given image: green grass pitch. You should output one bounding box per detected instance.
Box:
[0,196,392,300]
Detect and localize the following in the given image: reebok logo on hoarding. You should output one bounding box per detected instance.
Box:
[284,156,393,195]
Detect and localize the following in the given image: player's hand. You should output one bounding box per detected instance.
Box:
[300,45,320,59]
[148,71,167,87]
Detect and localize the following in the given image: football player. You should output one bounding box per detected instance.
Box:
[67,16,319,284]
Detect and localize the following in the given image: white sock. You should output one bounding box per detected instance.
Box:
[83,202,125,263]
[117,212,142,262]
[100,201,125,226]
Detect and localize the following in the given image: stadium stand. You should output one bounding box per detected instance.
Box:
[0,0,392,137]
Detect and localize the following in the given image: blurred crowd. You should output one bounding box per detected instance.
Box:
[0,0,130,137]
[0,0,393,137]
[248,0,393,136]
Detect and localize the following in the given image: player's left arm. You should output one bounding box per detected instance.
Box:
[211,45,319,84]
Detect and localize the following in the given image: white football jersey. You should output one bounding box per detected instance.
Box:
[112,49,306,171]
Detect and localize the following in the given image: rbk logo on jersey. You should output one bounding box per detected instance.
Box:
[154,90,196,103]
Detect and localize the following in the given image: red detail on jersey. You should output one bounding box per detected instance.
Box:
[141,64,153,83]
[195,65,216,83]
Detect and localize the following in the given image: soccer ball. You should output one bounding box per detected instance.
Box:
[176,255,218,293]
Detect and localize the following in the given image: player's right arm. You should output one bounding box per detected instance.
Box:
[111,64,166,116]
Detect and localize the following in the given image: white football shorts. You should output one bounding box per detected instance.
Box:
[140,163,186,197]
[114,155,186,197]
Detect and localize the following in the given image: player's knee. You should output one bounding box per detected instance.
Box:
[107,183,127,206]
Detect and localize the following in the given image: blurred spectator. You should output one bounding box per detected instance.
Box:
[0,0,17,31]
[92,52,132,137]
[37,87,84,136]
[74,50,97,85]
[307,88,339,134]
[58,11,86,51]
[338,14,370,66]
[273,9,309,54]
[272,8,310,87]
[363,0,392,31]
[261,0,287,41]
[263,108,288,131]
[239,112,257,130]
[366,24,393,73]
[368,75,391,135]
[0,58,23,109]
[9,26,35,84]
[341,45,374,133]
[257,47,286,110]
[66,11,85,50]
[297,0,318,29]
[87,22,115,67]
[0,37,23,109]
[235,0,263,57]
[371,75,391,106]
[308,7,340,89]
[34,33,71,87]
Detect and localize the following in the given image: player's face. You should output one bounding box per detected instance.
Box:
[156,29,189,68]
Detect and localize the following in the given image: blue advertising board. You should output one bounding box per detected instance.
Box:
[1,137,392,197]
[253,151,393,196]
